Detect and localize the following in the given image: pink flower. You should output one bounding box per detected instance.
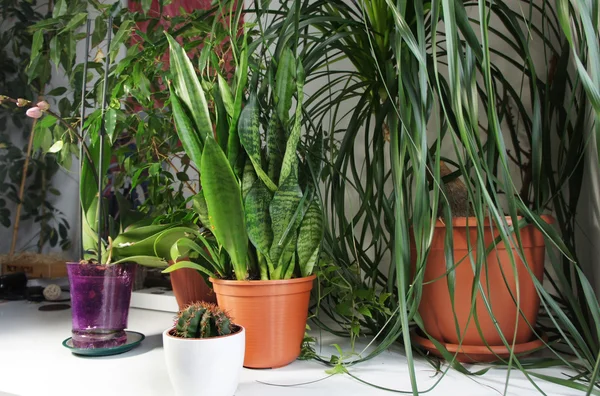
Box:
[26,107,42,119]
[36,101,50,111]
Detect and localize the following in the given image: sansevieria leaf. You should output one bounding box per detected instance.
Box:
[297,199,323,277]
[201,137,248,280]
[274,47,296,126]
[269,173,303,266]
[166,33,213,147]
[279,62,305,185]
[169,87,203,167]
[245,180,274,269]
[192,191,211,229]
[239,93,278,191]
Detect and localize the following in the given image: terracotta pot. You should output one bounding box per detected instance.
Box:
[414,216,549,348]
[210,274,316,369]
[169,261,216,309]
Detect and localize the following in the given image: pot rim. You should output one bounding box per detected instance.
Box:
[209,273,316,286]
[433,214,554,228]
[164,324,245,341]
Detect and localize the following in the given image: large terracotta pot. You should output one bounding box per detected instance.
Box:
[210,275,315,369]
[414,217,549,349]
[169,261,216,309]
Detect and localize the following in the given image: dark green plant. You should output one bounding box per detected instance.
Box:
[174,302,234,339]
[161,2,324,281]
[0,0,70,252]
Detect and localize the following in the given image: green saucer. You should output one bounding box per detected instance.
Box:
[62,331,145,356]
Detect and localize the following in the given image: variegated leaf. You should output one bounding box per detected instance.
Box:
[279,62,305,186]
[239,92,277,191]
[269,173,303,265]
[245,180,274,268]
[297,199,323,277]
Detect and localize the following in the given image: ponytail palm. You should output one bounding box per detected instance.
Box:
[300,0,600,393]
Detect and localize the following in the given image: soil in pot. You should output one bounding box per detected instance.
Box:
[67,262,136,349]
[210,274,315,369]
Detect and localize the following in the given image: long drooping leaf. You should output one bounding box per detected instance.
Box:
[166,33,213,147]
[201,137,248,280]
[297,198,323,277]
[238,92,277,191]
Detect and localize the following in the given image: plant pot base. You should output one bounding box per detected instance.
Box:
[411,330,547,363]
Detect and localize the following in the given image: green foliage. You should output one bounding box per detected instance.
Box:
[174,302,234,339]
[163,11,324,280]
[0,0,70,252]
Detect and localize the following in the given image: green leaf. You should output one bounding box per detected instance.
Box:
[29,30,44,68]
[192,191,211,228]
[92,15,107,48]
[170,87,203,167]
[47,140,63,153]
[111,255,167,267]
[201,137,248,280]
[297,199,323,277]
[218,74,234,118]
[109,20,132,56]
[245,180,274,268]
[274,47,296,125]
[166,33,213,145]
[141,0,152,14]
[60,13,87,34]
[269,173,302,266]
[238,93,277,192]
[105,108,117,143]
[279,62,305,185]
[52,0,67,18]
[49,37,60,68]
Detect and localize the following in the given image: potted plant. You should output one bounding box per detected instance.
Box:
[160,4,323,368]
[410,162,552,362]
[163,302,245,396]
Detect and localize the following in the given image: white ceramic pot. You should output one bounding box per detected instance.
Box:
[163,326,245,396]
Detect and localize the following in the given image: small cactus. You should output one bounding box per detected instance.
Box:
[175,302,234,338]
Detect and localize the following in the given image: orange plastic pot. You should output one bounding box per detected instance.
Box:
[414,217,549,348]
[169,261,216,310]
[210,275,316,369]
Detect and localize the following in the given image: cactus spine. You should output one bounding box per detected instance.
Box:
[175,302,233,338]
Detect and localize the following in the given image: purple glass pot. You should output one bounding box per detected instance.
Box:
[67,262,136,349]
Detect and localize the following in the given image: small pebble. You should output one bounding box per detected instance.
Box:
[43,284,62,301]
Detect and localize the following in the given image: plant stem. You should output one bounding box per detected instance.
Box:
[9,115,38,255]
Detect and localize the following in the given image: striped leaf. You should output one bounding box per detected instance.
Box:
[275,47,296,125]
[241,159,257,201]
[279,61,305,185]
[166,33,212,145]
[170,86,203,167]
[201,137,248,280]
[227,47,249,167]
[245,180,274,269]
[239,92,277,191]
[192,192,211,229]
[297,199,323,277]
[267,117,285,184]
[269,173,303,266]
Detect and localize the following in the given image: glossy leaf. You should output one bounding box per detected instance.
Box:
[166,33,213,146]
[201,137,248,280]
[170,87,203,167]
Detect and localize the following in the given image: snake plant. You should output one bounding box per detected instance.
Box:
[161,7,323,281]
